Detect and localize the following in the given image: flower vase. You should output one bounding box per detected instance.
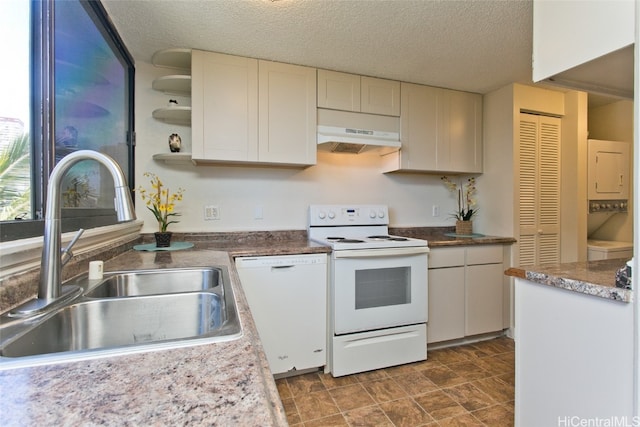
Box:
[455,220,473,236]
[154,231,173,248]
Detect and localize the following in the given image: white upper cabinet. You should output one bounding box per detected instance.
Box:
[387,82,439,171]
[191,50,316,166]
[317,70,361,112]
[532,0,634,97]
[258,61,317,166]
[383,83,482,174]
[317,70,400,116]
[440,88,483,173]
[191,50,258,163]
[360,76,400,116]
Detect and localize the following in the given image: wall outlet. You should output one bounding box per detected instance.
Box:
[204,205,220,220]
[432,205,440,217]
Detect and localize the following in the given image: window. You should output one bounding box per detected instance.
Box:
[0,0,134,241]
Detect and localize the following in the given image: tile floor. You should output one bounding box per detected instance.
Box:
[276,336,515,426]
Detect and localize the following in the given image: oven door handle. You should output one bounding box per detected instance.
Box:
[333,247,430,259]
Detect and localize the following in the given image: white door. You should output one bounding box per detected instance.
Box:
[517,113,561,265]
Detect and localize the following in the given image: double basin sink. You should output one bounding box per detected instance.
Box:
[0,267,242,368]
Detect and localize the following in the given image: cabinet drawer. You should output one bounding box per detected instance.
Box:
[466,245,503,265]
[429,247,465,268]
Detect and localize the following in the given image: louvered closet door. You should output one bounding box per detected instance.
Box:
[517,113,561,266]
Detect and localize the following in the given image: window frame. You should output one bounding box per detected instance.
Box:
[1,0,135,242]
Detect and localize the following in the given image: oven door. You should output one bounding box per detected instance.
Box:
[332,247,429,335]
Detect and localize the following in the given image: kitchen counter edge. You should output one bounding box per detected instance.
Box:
[505,259,632,303]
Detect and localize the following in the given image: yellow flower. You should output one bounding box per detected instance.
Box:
[138,172,185,232]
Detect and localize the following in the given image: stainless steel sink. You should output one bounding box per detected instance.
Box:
[83,267,222,298]
[0,267,242,368]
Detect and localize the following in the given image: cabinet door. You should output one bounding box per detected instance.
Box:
[383,84,482,173]
[427,266,465,343]
[361,76,400,116]
[386,82,438,171]
[191,50,258,162]
[465,263,504,336]
[317,69,360,112]
[258,61,317,166]
[440,89,483,173]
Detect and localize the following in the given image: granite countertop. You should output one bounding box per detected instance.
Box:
[390,226,516,247]
[0,228,514,425]
[0,249,288,426]
[505,259,633,303]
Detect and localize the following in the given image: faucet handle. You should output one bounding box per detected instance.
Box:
[61,228,85,266]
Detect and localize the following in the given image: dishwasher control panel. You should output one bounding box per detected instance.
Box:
[235,254,327,268]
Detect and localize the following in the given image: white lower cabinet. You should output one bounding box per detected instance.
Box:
[428,245,505,344]
[428,266,465,343]
[465,262,505,336]
[235,254,327,375]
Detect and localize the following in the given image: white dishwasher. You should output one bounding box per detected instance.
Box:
[235,254,327,375]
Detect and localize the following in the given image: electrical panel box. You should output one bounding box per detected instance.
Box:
[588,139,630,202]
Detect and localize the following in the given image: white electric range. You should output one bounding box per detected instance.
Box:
[308,204,430,377]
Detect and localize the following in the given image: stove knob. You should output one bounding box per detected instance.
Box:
[318,211,326,219]
[378,210,385,218]
[328,211,336,219]
[369,210,376,219]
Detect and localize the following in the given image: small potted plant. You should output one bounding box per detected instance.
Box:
[138,172,185,247]
[441,176,478,235]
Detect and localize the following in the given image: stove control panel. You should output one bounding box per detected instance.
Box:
[309,204,389,226]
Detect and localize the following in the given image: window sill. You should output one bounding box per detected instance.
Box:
[0,220,143,279]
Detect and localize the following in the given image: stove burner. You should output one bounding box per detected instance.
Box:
[337,239,365,243]
[327,236,346,240]
[367,235,409,241]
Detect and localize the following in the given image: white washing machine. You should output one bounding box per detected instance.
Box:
[587,239,634,261]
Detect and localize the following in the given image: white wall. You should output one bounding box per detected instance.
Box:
[532,0,634,82]
[135,62,464,233]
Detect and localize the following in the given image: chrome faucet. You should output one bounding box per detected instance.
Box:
[13,150,136,315]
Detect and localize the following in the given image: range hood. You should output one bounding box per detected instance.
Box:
[317,109,401,155]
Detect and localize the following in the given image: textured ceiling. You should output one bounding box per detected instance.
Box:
[102,0,535,95]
